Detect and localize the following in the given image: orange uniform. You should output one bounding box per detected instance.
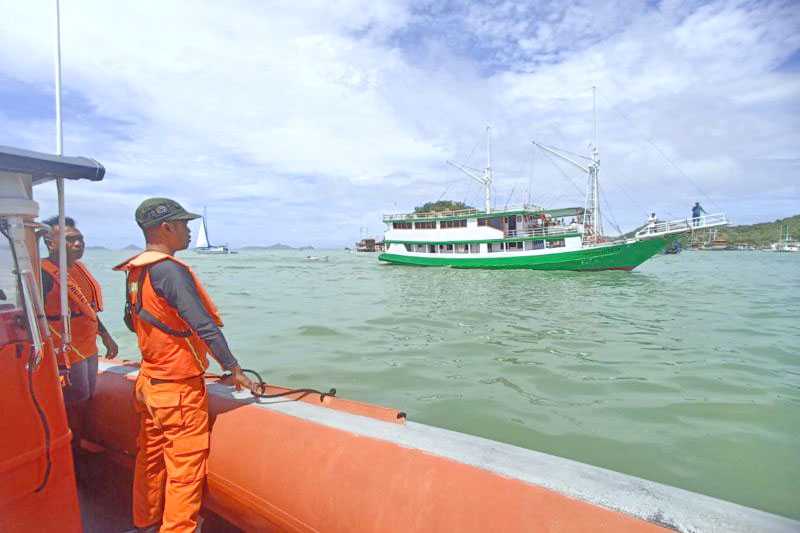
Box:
[41,259,103,365]
[115,251,222,533]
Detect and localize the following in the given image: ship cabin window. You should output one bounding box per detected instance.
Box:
[469,243,481,253]
[414,244,428,253]
[455,244,469,254]
[393,222,412,229]
[506,241,524,252]
[440,219,467,229]
[478,217,504,230]
[414,221,436,229]
[428,244,437,253]
[547,239,565,248]
[525,240,545,251]
[488,242,503,253]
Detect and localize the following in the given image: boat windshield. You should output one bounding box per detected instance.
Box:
[0,235,20,313]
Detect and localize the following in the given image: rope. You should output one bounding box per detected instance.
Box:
[540,150,585,197]
[239,369,336,402]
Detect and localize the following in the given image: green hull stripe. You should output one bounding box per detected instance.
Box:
[378,237,676,271]
[386,233,580,245]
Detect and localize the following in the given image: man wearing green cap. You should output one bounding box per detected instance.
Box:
[115,198,255,533]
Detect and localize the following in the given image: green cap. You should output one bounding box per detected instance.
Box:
[135,197,201,229]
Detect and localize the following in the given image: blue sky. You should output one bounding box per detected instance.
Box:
[1,0,798,248]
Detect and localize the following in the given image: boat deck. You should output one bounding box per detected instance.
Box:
[76,446,241,532]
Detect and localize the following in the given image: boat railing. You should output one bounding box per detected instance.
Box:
[382,204,541,222]
[505,225,578,239]
[635,213,728,239]
[383,208,481,222]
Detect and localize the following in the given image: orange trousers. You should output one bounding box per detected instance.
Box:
[133,374,209,533]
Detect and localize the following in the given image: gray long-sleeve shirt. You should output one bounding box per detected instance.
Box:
[149,260,239,371]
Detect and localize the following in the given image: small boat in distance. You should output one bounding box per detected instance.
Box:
[771,225,799,252]
[195,206,232,254]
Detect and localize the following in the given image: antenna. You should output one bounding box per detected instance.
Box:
[54,0,70,349]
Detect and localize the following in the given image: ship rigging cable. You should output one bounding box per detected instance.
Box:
[595,90,720,211]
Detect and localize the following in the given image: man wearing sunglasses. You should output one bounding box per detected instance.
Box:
[41,215,118,454]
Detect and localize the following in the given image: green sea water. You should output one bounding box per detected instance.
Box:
[86,249,800,519]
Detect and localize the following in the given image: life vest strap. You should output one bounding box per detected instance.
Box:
[137,308,193,338]
[46,312,85,321]
[128,266,193,339]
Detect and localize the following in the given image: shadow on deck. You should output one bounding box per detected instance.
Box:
[75,447,241,533]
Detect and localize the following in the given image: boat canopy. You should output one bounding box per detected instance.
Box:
[545,207,584,218]
[0,145,105,186]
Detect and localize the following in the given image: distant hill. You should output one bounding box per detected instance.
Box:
[85,245,109,250]
[240,243,312,250]
[122,244,142,250]
[717,214,799,246]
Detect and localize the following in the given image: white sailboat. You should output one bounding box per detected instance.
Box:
[195,207,231,254]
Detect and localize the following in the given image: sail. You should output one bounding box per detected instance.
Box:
[195,216,210,248]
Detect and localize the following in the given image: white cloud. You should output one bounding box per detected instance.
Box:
[0,0,797,247]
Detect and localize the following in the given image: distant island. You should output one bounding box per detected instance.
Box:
[85,245,110,250]
[122,244,142,250]
[616,214,798,248]
[414,200,473,213]
[240,243,314,251]
[715,214,799,246]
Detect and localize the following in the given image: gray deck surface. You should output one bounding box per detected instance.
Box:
[76,448,240,533]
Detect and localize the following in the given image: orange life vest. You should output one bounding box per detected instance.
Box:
[41,259,103,365]
[114,251,223,380]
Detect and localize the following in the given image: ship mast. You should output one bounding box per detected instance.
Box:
[203,206,210,246]
[485,125,493,214]
[588,85,602,240]
[448,125,493,214]
[532,87,603,243]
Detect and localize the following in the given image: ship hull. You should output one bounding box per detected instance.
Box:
[195,246,231,254]
[378,236,676,271]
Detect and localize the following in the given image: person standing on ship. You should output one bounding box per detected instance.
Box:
[647,212,657,233]
[692,202,706,227]
[114,198,256,533]
[40,216,118,452]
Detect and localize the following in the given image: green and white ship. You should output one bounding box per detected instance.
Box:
[380,102,727,271]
